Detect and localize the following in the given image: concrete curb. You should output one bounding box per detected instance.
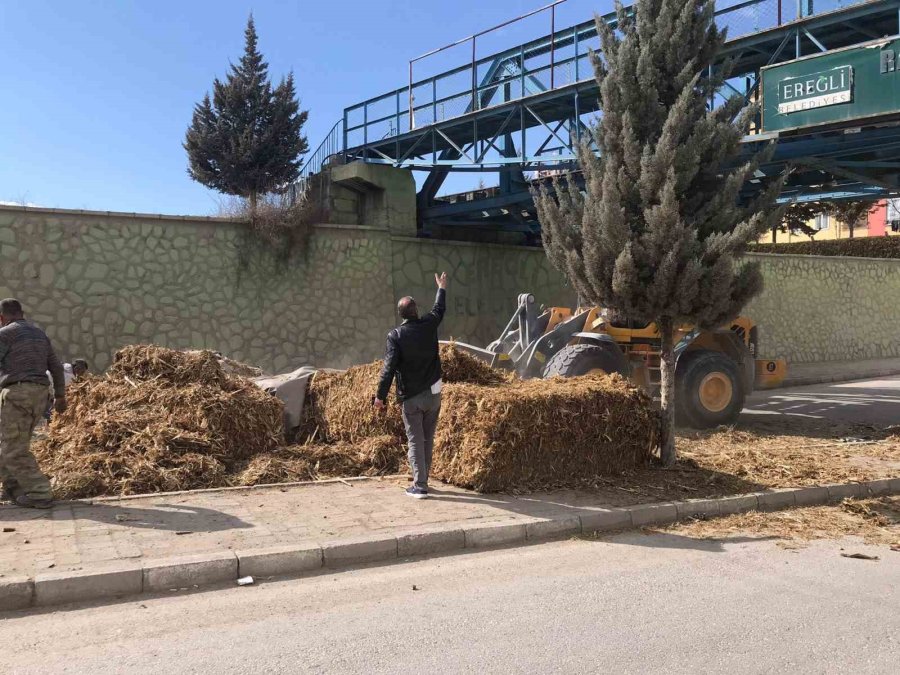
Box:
[3,477,899,613]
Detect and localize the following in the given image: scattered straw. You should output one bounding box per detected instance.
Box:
[677,417,900,488]
[235,436,404,486]
[662,497,900,547]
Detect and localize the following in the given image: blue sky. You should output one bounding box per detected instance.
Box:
[0,0,607,215]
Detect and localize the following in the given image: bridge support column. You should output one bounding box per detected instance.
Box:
[331,162,417,236]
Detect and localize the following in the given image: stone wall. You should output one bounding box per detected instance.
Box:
[391,237,574,347]
[0,206,570,372]
[1,205,897,373]
[746,253,900,363]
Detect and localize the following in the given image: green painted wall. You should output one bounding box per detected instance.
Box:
[0,206,896,372]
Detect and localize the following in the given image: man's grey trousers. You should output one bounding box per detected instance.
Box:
[401,389,442,490]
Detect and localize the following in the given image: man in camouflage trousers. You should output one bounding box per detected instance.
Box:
[0,298,66,509]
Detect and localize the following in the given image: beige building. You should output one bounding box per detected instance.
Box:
[765,198,900,243]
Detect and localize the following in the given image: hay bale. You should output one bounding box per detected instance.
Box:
[35,345,284,499]
[300,363,406,445]
[432,374,658,492]
[300,344,506,444]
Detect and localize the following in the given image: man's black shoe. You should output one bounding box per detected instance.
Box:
[15,494,53,510]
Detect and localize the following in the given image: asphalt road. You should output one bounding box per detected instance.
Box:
[3,533,898,674]
[744,375,900,427]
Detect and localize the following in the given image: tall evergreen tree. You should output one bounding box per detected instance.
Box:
[184,15,309,210]
[534,0,784,465]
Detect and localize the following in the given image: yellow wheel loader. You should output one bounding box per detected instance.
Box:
[443,293,787,429]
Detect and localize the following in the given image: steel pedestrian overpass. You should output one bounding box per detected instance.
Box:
[299,0,900,237]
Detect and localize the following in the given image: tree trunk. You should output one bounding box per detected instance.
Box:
[248,192,258,216]
[658,316,677,467]
[771,225,777,243]
[848,220,855,238]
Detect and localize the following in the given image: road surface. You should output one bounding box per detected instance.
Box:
[3,533,898,674]
[745,375,900,427]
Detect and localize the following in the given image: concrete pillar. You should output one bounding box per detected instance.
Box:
[331,162,417,236]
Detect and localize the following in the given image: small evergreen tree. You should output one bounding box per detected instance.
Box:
[185,15,309,210]
[534,0,784,465]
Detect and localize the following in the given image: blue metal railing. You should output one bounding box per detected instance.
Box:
[340,0,875,152]
[289,119,343,202]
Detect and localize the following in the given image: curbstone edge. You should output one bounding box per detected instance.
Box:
[824,482,863,502]
[579,508,632,534]
[398,528,465,557]
[35,563,142,607]
[525,516,582,541]
[236,544,323,579]
[717,494,759,515]
[0,576,34,611]
[322,535,398,567]
[464,522,527,548]
[7,477,900,613]
[628,503,678,527]
[756,489,796,512]
[792,486,829,507]
[143,551,237,592]
[862,478,894,497]
[676,499,721,521]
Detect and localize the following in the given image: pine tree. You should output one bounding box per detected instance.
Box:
[184,15,309,210]
[534,0,784,465]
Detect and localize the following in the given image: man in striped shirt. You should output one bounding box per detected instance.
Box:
[0,298,66,509]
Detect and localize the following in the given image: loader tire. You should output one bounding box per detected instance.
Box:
[542,343,628,379]
[675,350,745,429]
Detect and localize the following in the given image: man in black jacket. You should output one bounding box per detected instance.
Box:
[374,272,447,499]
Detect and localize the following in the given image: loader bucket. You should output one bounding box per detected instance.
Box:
[440,341,514,371]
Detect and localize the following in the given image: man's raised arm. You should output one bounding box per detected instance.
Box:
[428,272,447,324]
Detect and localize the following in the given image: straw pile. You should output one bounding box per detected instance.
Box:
[299,343,507,445]
[300,362,406,445]
[235,436,403,486]
[440,344,509,385]
[432,374,657,492]
[301,343,658,492]
[37,342,658,498]
[34,345,284,498]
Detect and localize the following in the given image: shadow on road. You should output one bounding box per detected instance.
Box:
[596,530,779,553]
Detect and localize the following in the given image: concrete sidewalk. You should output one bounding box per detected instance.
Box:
[0,477,654,580]
[2,475,899,612]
